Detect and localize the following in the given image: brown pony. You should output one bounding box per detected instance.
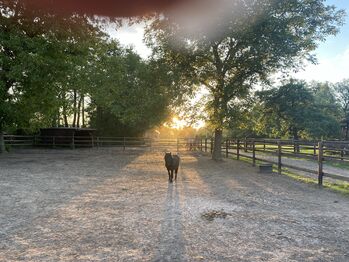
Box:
[164,152,180,182]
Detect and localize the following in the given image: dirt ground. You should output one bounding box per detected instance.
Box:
[0,148,348,262]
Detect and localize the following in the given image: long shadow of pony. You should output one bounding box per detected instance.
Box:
[153,182,186,261]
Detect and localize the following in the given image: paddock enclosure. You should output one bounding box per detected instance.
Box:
[4,135,349,183]
[0,148,348,261]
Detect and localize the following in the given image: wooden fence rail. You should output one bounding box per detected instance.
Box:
[3,135,191,152]
[198,138,349,186]
[3,135,349,185]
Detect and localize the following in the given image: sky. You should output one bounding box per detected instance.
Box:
[295,0,349,82]
[110,0,349,83]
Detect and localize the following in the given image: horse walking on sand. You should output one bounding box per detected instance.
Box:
[164,152,180,183]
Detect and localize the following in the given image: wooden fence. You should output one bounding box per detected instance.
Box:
[3,135,190,152]
[3,135,349,185]
[196,138,349,185]
[3,135,35,148]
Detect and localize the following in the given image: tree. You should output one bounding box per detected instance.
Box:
[88,43,172,136]
[257,80,340,142]
[311,82,341,120]
[0,0,174,151]
[225,95,258,138]
[334,79,349,140]
[0,1,109,152]
[146,0,344,160]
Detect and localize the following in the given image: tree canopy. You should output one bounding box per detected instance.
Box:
[88,44,172,136]
[334,79,349,139]
[257,80,340,140]
[0,0,101,131]
[0,0,175,143]
[146,0,345,159]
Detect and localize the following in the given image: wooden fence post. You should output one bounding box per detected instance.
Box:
[71,134,75,150]
[313,142,317,156]
[244,138,247,152]
[277,141,282,174]
[97,137,100,149]
[252,139,256,166]
[0,132,5,153]
[318,141,324,186]
[263,139,266,151]
[123,137,126,151]
[52,136,56,149]
[226,139,229,158]
[237,139,240,160]
[205,138,208,152]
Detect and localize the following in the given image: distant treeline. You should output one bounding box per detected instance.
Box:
[221,79,349,141]
[152,79,349,141]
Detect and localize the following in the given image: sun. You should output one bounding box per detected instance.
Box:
[171,117,187,129]
[165,117,206,130]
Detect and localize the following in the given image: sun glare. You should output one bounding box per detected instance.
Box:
[171,117,187,129]
[166,117,206,130]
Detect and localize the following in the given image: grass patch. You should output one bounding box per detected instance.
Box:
[237,155,265,166]
[231,155,349,196]
[281,169,349,196]
[325,161,349,171]
[241,148,349,171]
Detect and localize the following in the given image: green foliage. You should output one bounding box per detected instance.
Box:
[89,45,171,136]
[1,1,346,140]
[146,0,344,159]
[0,0,102,132]
[146,0,344,129]
[257,80,340,139]
[312,82,340,119]
[334,79,349,140]
[0,2,173,136]
[335,79,349,116]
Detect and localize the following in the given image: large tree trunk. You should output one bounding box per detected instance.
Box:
[76,96,82,128]
[82,95,85,127]
[63,112,68,127]
[293,127,300,153]
[212,128,223,160]
[346,119,349,141]
[72,90,77,127]
[0,131,6,154]
[51,111,59,127]
[61,92,69,127]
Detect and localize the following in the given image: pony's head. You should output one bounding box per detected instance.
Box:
[164,152,173,163]
[165,152,172,158]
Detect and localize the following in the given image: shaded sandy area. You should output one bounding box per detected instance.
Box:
[0,149,348,261]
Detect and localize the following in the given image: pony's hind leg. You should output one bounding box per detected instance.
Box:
[175,169,178,180]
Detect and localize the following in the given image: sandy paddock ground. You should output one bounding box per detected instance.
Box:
[0,148,348,262]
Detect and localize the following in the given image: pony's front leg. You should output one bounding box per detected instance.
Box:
[170,170,174,183]
[167,169,171,181]
[175,169,178,181]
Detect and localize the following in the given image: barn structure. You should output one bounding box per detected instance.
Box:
[39,127,97,147]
